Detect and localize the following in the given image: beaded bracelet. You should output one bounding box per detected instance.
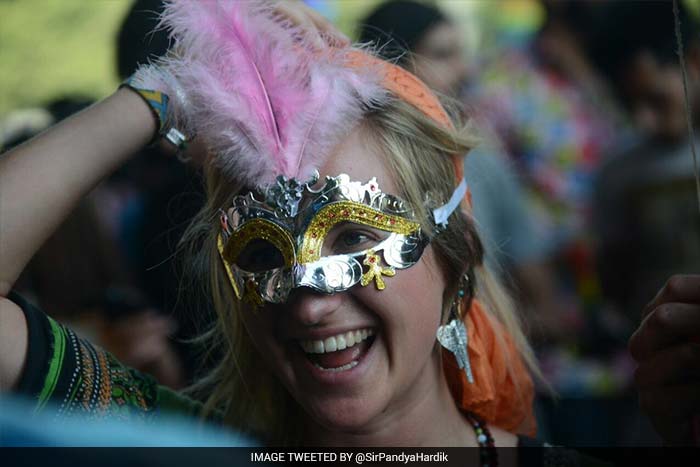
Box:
[119,78,189,152]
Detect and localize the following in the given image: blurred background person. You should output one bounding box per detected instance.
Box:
[594,2,700,336]
[465,0,645,446]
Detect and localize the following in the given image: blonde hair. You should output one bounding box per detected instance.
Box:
[362,97,541,396]
[181,96,540,445]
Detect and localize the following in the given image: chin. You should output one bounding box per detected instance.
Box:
[302,393,387,434]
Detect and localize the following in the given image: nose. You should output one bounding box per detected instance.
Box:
[285,287,344,326]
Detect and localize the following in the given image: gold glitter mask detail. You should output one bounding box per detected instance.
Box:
[298,201,421,264]
[217,234,242,299]
[218,174,430,304]
[360,249,397,290]
[223,218,296,270]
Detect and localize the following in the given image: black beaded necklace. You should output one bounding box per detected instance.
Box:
[465,412,498,467]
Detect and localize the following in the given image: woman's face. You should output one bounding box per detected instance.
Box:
[413,21,469,97]
[239,128,448,432]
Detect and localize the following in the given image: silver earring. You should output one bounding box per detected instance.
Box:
[437,274,474,383]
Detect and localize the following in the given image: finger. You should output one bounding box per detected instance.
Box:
[272,3,325,49]
[296,19,326,49]
[634,342,700,388]
[302,8,350,47]
[183,137,209,167]
[639,383,700,420]
[629,303,700,360]
[642,275,700,319]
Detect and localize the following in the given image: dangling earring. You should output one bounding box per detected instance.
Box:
[437,273,475,383]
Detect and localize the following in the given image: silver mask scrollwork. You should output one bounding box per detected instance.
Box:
[218,173,447,307]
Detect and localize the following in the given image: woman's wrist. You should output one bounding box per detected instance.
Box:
[114,86,161,145]
[118,75,192,157]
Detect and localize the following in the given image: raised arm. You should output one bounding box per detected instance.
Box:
[0,89,154,295]
[0,88,155,390]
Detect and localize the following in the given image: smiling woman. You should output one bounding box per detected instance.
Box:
[1,0,538,454]
[198,94,539,446]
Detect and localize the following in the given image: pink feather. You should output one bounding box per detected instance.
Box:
[131,0,386,185]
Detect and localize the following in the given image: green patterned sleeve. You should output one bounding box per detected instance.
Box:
[11,292,204,421]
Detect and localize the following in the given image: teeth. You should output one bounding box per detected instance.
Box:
[324,336,337,352]
[300,328,375,355]
[314,360,359,372]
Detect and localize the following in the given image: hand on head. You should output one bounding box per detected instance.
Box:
[271,0,349,49]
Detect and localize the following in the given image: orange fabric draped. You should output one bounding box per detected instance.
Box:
[443,300,537,436]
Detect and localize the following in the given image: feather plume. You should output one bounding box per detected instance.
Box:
[130,0,386,186]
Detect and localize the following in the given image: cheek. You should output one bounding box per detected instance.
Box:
[240,308,287,372]
[351,250,446,356]
[392,261,444,328]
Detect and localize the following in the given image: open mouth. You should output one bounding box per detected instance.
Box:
[299,328,376,372]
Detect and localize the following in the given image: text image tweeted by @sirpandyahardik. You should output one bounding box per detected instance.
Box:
[251,451,449,464]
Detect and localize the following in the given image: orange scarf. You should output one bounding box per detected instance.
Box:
[443,300,537,436]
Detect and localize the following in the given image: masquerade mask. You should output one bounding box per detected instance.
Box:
[133,1,470,305]
[217,173,439,306]
[218,169,468,306]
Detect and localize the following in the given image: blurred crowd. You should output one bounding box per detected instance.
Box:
[1,0,698,447]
